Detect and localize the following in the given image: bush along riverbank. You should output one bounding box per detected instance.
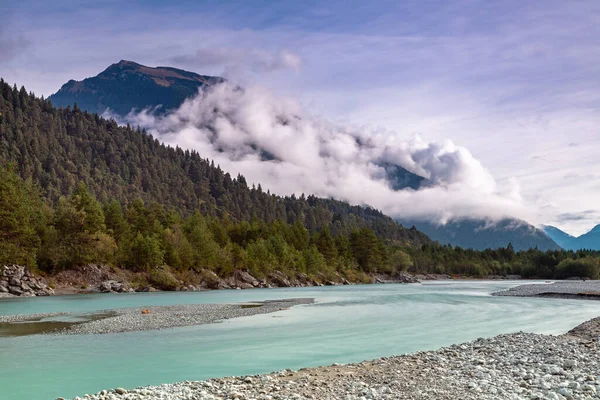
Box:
[63,317,600,400]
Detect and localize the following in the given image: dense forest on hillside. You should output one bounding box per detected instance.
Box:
[0,165,418,285]
[2,165,599,287]
[1,80,599,282]
[0,79,428,246]
[2,165,598,284]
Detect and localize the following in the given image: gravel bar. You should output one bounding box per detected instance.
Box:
[0,299,313,335]
[492,281,600,300]
[0,312,69,323]
[65,320,600,400]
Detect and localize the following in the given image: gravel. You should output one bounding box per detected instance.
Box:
[64,299,314,335]
[0,299,313,336]
[0,312,69,323]
[64,324,600,400]
[492,281,600,300]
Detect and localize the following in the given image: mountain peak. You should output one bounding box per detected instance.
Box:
[543,224,600,250]
[49,61,224,116]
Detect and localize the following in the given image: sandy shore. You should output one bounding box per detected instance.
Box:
[64,317,600,400]
[0,298,313,336]
[492,281,600,300]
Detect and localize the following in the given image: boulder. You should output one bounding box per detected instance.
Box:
[99,281,113,293]
[397,272,420,283]
[111,281,124,292]
[270,271,291,287]
[98,280,126,293]
[8,285,23,295]
[235,270,260,287]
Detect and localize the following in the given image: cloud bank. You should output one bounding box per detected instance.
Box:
[125,83,529,223]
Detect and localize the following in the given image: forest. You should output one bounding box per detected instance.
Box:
[1,79,599,284]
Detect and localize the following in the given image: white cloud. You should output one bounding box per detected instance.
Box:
[123,83,529,223]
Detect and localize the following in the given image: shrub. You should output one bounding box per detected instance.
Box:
[556,258,599,280]
[148,266,179,290]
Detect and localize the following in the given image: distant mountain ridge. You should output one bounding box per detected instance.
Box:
[543,224,600,250]
[48,60,224,116]
[399,218,560,251]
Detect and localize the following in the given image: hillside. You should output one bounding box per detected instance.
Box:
[399,218,560,251]
[48,60,225,116]
[2,79,600,285]
[544,225,600,250]
[0,79,429,246]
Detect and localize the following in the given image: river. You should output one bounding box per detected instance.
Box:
[1,281,598,399]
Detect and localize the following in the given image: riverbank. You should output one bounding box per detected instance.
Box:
[492,281,600,300]
[66,317,600,400]
[1,264,457,297]
[0,298,313,336]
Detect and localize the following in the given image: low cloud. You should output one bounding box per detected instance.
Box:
[169,47,301,73]
[123,83,529,223]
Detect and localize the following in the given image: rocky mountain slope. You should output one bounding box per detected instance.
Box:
[48,60,224,116]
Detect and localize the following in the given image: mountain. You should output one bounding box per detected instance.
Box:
[48,60,224,116]
[45,61,558,252]
[399,218,561,251]
[543,225,600,250]
[0,78,430,247]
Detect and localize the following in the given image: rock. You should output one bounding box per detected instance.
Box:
[235,270,260,287]
[563,360,578,369]
[398,272,420,283]
[8,285,23,295]
[1,265,56,297]
[269,271,291,287]
[114,387,127,395]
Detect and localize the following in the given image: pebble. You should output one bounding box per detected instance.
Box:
[63,322,600,400]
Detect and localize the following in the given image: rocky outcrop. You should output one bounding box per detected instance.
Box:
[98,280,133,293]
[0,265,54,297]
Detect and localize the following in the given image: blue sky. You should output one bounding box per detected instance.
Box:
[1,0,599,235]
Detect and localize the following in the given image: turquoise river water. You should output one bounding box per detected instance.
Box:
[1,281,599,400]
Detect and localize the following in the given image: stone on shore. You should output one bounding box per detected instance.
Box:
[0,265,54,297]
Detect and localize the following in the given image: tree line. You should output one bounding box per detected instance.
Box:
[1,165,417,284]
[2,164,599,283]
